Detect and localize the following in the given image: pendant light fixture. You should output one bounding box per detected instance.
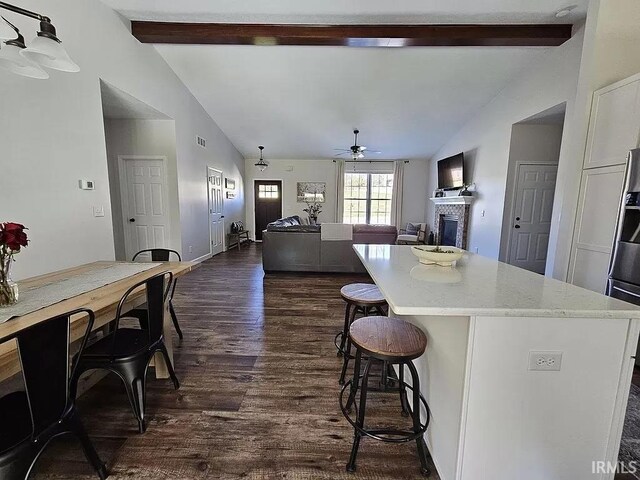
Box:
[0,19,48,79]
[255,145,268,172]
[0,2,80,79]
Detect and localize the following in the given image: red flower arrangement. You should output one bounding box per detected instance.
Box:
[0,222,29,253]
[0,222,29,306]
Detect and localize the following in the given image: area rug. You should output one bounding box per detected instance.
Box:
[619,383,640,479]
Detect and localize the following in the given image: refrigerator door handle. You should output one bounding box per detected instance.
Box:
[612,285,640,299]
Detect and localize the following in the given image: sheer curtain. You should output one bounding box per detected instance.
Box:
[335,159,345,222]
[390,160,404,228]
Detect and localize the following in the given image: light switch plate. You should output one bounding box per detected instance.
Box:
[529,351,562,371]
[93,206,105,217]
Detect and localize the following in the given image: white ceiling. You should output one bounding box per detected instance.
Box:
[101,0,588,159]
[102,0,588,24]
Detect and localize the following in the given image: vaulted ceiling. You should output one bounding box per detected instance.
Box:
[101,0,588,159]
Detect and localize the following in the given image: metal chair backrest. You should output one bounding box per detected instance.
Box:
[132,249,180,301]
[132,249,181,262]
[111,271,173,356]
[2,308,95,441]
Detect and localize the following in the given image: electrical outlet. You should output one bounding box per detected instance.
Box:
[528,351,562,371]
[188,246,193,253]
[481,209,485,217]
[474,247,479,254]
[92,206,105,217]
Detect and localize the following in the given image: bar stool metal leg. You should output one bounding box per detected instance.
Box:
[346,349,362,411]
[407,360,431,477]
[347,357,373,473]
[398,363,410,417]
[339,305,358,385]
[337,302,352,357]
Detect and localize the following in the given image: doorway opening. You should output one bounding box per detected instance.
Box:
[254,180,283,241]
[499,103,566,275]
[100,80,179,261]
[208,167,225,255]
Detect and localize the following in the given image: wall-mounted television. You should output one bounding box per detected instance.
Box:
[437,153,464,190]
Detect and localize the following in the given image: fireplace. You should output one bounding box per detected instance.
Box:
[441,216,458,247]
[431,197,473,250]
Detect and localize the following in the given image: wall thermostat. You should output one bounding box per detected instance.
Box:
[79,180,95,190]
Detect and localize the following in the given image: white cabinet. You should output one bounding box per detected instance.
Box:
[569,164,626,293]
[584,75,640,169]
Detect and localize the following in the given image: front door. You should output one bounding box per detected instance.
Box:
[254,180,282,241]
[508,163,558,274]
[208,168,224,256]
[121,157,170,261]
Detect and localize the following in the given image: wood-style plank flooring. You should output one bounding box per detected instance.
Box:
[34,244,438,479]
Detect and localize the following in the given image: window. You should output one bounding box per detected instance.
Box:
[258,183,280,199]
[343,173,393,225]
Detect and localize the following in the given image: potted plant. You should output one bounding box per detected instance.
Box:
[303,202,322,225]
[0,222,28,306]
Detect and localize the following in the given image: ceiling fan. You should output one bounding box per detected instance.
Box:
[334,129,381,160]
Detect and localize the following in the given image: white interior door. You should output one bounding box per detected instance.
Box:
[120,157,170,261]
[507,163,558,274]
[208,168,224,256]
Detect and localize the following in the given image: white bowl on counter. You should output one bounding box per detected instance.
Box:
[410,245,465,266]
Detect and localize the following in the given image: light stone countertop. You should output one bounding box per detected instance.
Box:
[353,244,640,318]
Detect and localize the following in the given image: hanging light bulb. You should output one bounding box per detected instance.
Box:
[255,145,268,172]
[0,27,48,79]
[21,19,79,72]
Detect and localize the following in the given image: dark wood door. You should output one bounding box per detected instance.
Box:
[255,180,283,240]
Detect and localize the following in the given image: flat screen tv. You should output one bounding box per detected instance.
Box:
[437,153,464,190]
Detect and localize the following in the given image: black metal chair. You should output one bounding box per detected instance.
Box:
[71,272,179,434]
[130,249,183,340]
[0,308,108,479]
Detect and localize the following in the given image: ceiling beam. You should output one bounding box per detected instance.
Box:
[131,22,573,47]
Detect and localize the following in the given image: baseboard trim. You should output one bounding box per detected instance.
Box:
[192,252,214,264]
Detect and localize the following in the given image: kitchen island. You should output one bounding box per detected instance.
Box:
[353,244,640,480]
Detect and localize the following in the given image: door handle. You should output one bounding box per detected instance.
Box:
[221,216,225,218]
[612,286,640,299]
[515,217,520,221]
[514,224,521,229]
[129,218,136,223]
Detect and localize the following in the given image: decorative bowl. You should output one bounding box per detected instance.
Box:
[410,245,465,266]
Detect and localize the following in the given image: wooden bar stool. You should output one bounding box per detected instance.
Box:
[336,283,387,386]
[340,316,431,477]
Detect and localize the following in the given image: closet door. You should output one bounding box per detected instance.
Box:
[584,77,640,169]
[569,165,626,293]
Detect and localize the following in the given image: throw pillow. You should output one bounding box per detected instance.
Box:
[405,223,419,235]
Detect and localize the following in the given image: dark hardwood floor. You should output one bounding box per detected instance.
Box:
[35,244,439,479]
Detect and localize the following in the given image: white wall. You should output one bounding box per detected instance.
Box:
[498,123,564,262]
[0,0,244,279]
[550,0,640,280]
[426,29,584,261]
[103,119,180,260]
[244,158,428,239]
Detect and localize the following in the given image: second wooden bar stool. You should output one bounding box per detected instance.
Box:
[336,283,387,385]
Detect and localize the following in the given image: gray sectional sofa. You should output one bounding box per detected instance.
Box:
[262,216,397,273]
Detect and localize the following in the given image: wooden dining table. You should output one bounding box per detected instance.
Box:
[0,261,195,392]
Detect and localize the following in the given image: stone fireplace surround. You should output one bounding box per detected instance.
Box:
[430,197,474,250]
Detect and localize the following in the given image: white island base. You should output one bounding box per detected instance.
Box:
[354,245,640,480]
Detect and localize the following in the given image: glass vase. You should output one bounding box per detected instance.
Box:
[0,256,18,307]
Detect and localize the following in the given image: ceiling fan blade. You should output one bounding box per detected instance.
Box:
[334,148,351,152]
[359,146,367,151]
[368,150,382,154]
[334,151,349,156]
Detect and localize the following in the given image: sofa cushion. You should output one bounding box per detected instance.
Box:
[353,224,398,235]
[405,223,420,235]
[266,225,320,233]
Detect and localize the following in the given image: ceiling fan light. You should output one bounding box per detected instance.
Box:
[0,18,17,41]
[0,42,48,79]
[21,34,79,72]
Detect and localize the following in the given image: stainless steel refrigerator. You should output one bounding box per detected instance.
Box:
[608,149,640,364]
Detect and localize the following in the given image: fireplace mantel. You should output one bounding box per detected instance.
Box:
[430,196,475,205]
